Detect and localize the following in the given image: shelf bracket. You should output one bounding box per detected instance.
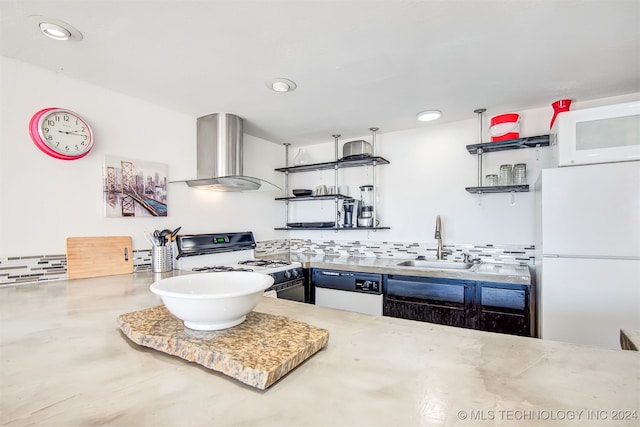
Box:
[332,134,341,228]
[283,143,291,227]
[477,147,483,188]
[370,127,379,229]
[474,108,486,187]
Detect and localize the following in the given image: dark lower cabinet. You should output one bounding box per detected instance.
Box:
[383,275,535,337]
[384,275,477,329]
[479,311,529,336]
[384,297,470,328]
[477,282,533,337]
[303,268,314,304]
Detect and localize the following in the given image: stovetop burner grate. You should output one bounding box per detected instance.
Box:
[192,266,254,273]
[237,259,291,268]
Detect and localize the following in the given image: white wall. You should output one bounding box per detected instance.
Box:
[0,57,285,257]
[283,93,640,246]
[2,56,637,256]
[283,116,546,245]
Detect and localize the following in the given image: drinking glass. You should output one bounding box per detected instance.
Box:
[499,164,513,186]
[314,185,327,196]
[513,163,527,185]
[485,174,498,186]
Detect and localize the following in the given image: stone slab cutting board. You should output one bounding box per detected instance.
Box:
[118,305,330,389]
[66,236,133,280]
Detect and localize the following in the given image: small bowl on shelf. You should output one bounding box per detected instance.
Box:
[292,189,313,197]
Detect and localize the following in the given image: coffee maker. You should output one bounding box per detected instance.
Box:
[342,198,357,228]
[357,185,374,227]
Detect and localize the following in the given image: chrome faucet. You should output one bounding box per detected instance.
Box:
[434,215,450,260]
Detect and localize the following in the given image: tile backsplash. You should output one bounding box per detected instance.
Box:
[0,254,67,285]
[0,250,153,286]
[1,239,534,286]
[286,239,535,266]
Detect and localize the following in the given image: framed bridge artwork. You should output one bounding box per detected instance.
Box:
[103,156,168,217]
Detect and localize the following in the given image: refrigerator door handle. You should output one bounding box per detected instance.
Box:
[544,254,640,261]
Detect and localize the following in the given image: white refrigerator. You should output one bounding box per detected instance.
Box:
[535,161,640,349]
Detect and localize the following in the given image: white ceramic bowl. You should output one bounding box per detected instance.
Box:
[149,272,274,331]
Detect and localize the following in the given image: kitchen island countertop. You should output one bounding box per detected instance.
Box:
[1,272,638,426]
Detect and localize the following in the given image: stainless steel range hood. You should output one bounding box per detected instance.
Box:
[184,113,276,191]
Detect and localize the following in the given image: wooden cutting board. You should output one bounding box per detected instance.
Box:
[66,236,133,280]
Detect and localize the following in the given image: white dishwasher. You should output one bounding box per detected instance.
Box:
[313,269,383,316]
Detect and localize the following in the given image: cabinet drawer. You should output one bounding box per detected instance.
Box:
[480,287,525,310]
[386,277,471,303]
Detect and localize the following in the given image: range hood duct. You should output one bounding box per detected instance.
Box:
[185,113,270,191]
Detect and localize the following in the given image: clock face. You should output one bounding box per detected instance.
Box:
[29,108,94,160]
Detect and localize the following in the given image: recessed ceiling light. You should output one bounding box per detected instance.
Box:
[31,16,83,41]
[272,81,290,92]
[416,110,442,122]
[39,23,71,40]
[266,78,297,93]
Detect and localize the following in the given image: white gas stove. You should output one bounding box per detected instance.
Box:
[174,232,305,302]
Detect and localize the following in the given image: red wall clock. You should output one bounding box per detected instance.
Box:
[29,107,94,160]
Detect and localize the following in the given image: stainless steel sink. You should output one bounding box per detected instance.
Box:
[396,260,473,270]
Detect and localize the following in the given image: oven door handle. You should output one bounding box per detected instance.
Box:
[319,271,354,277]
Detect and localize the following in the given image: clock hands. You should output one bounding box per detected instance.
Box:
[57,130,86,136]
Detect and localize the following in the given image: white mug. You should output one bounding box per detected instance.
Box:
[314,185,327,196]
[338,185,349,196]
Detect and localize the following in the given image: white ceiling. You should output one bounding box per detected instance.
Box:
[1,0,639,145]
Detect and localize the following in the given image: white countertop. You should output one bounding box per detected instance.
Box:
[1,273,638,426]
[290,254,533,285]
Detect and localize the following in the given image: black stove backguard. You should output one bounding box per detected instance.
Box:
[176,231,256,258]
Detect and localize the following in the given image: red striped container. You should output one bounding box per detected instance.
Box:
[490,113,520,142]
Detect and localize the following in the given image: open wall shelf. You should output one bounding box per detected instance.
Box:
[466,135,550,154]
[275,156,389,173]
[275,226,391,231]
[466,133,549,194]
[275,194,351,201]
[275,132,390,231]
[465,185,529,194]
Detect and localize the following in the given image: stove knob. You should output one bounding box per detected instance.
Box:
[284,270,292,279]
[290,269,300,279]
